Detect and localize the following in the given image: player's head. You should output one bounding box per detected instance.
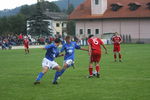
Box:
[65,35,71,43]
[88,35,94,39]
[115,32,119,36]
[54,38,61,46]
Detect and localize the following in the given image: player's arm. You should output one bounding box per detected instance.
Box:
[119,37,123,44]
[74,42,88,51]
[43,44,52,50]
[102,44,107,54]
[111,36,114,44]
[80,47,88,51]
[56,53,64,57]
[88,44,92,56]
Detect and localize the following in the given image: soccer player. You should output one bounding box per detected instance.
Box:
[23,36,29,54]
[34,38,64,85]
[87,35,107,78]
[53,36,88,81]
[111,32,122,62]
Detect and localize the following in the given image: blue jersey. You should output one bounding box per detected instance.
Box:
[60,41,81,61]
[44,43,59,61]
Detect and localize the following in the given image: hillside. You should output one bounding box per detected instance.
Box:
[0,0,84,17]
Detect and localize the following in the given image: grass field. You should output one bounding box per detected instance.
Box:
[0,44,150,100]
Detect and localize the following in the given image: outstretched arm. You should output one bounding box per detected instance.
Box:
[80,47,88,51]
[102,44,107,54]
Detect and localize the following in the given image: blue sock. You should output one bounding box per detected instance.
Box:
[36,72,44,81]
[53,69,66,82]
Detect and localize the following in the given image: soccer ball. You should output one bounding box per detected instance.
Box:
[93,70,97,76]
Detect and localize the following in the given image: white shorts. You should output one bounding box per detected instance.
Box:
[64,59,74,67]
[42,58,59,69]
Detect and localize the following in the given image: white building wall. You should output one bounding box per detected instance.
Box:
[91,0,107,15]
[76,18,150,43]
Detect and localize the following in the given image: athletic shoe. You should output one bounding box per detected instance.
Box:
[87,75,93,78]
[52,81,58,85]
[34,81,40,85]
[96,73,100,78]
[119,60,122,62]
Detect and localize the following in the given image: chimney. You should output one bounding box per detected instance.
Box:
[91,0,107,15]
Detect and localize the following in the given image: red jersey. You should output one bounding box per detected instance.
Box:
[88,37,104,54]
[23,39,29,46]
[112,35,122,46]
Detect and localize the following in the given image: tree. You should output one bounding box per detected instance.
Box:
[67,4,74,14]
[27,2,50,36]
[67,20,75,36]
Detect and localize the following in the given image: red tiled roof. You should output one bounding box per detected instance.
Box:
[69,0,150,20]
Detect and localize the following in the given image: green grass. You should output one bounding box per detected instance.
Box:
[0,44,150,100]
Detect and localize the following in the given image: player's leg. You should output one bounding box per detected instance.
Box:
[114,52,117,62]
[118,52,122,62]
[88,55,94,78]
[53,66,62,84]
[34,66,49,85]
[88,62,93,78]
[95,54,101,78]
[26,46,29,53]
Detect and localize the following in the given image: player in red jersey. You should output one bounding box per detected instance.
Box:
[23,36,29,54]
[87,35,107,78]
[111,32,122,62]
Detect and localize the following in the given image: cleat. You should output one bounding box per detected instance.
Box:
[87,75,93,78]
[119,60,122,62]
[34,81,40,85]
[114,60,117,62]
[96,73,100,78]
[52,81,58,85]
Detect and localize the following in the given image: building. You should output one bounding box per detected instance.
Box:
[27,11,68,37]
[69,0,150,43]
[44,11,68,36]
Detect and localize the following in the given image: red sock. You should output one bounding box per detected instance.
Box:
[119,54,122,59]
[89,66,93,76]
[114,54,117,59]
[96,65,100,73]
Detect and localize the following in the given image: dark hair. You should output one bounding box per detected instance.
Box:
[88,35,94,39]
[54,38,61,43]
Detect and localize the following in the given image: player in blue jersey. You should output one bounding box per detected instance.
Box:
[34,38,64,85]
[53,36,88,81]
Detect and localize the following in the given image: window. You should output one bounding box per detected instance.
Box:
[147,2,150,9]
[56,32,60,34]
[56,23,60,27]
[128,3,141,11]
[111,3,123,11]
[79,29,83,34]
[87,29,91,34]
[95,0,99,5]
[95,29,99,34]
[62,23,66,28]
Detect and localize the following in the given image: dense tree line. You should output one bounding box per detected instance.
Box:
[0,1,75,36]
[0,1,61,36]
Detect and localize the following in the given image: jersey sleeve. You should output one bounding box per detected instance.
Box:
[55,50,60,57]
[45,44,53,50]
[87,38,92,45]
[74,42,81,49]
[99,39,104,45]
[60,44,65,52]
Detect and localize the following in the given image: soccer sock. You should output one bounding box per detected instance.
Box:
[89,66,93,76]
[119,54,122,60]
[36,72,44,81]
[114,54,117,60]
[27,49,29,53]
[96,65,100,73]
[59,68,66,76]
[53,71,60,82]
